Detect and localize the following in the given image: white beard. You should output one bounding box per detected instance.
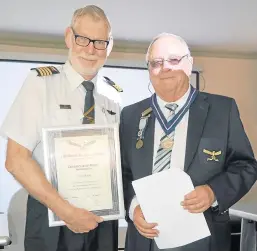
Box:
[68,49,105,77]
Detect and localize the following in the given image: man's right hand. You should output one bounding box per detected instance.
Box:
[133,205,159,239]
[64,206,103,233]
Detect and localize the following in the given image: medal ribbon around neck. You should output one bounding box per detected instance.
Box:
[151,86,198,135]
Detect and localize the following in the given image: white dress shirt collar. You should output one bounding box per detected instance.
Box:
[156,84,191,116]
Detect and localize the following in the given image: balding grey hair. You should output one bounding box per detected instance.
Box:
[145,33,191,62]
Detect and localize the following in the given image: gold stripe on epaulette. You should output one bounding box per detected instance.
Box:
[31,66,60,77]
[103,76,123,92]
[113,84,123,92]
[44,67,52,75]
[41,68,48,76]
[37,68,44,76]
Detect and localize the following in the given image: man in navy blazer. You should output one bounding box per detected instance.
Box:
[120,33,257,251]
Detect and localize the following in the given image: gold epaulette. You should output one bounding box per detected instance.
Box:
[103,76,123,92]
[31,66,60,77]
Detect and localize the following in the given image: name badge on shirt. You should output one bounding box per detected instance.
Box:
[60,104,71,109]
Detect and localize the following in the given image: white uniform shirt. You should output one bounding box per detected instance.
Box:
[0,61,121,171]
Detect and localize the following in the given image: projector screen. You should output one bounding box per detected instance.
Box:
[0,60,199,222]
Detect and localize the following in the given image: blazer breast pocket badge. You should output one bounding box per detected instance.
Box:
[203,149,222,162]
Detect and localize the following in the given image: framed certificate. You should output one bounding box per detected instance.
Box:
[42,123,125,227]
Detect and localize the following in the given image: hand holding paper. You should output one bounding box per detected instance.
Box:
[132,168,211,249]
[182,185,215,213]
[133,205,159,239]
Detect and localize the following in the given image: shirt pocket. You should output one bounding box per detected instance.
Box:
[50,105,74,126]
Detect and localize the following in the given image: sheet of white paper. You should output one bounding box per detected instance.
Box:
[0,212,9,237]
[132,168,211,249]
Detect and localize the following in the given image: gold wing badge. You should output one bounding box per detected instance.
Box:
[203,149,222,162]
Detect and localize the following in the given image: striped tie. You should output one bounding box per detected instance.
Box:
[153,103,178,173]
[82,81,95,124]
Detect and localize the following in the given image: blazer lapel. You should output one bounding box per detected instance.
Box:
[184,93,209,172]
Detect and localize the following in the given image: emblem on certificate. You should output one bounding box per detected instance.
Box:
[42,124,125,227]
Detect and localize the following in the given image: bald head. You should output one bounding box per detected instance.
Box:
[146,33,193,77]
[146,33,190,62]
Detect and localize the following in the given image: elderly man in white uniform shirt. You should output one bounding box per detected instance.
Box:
[0,5,122,251]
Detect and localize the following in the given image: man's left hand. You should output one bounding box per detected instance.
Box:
[181,185,215,213]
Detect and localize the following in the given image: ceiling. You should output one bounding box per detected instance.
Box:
[1,0,257,57]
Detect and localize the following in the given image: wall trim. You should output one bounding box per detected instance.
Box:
[1,32,257,60]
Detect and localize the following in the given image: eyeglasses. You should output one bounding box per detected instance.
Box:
[71,27,109,50]
[147,54,189,69]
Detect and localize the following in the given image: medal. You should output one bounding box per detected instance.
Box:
[136,139,144,149]
[161,137,174,149]
[135,108,153,150]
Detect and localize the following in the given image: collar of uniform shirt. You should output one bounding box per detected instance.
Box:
[156,84,191,118]
[63,60,97,91]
